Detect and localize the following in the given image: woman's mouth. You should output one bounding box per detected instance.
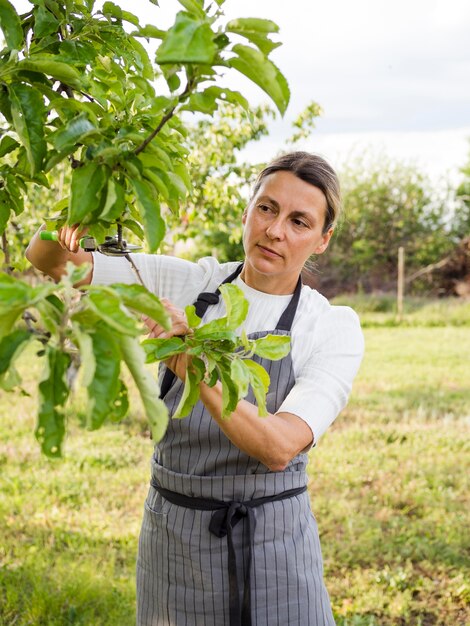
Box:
[257,244,282,258]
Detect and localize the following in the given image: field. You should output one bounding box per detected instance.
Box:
[1,303,469,625]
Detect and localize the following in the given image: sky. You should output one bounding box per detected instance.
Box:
[11,0,470,181]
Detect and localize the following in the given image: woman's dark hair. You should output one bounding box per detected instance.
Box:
[252,151,342,233]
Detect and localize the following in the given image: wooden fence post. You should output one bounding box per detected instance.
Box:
[397,246,405,322]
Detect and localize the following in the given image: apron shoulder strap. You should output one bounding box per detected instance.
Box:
[160,262,244,399]
[275,275,302,332]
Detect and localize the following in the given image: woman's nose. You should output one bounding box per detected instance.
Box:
[266,218,285,240]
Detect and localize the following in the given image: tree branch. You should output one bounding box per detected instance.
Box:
[134,81,193,156]
[134,106,177,156]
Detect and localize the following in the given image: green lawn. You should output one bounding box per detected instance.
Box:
[1,326,469,625]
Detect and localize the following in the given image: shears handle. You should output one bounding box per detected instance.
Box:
[40,230,92,249]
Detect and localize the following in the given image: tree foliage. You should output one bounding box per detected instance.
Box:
[0,0,293,455]
[455,143,470,241]
[317,155,459,294]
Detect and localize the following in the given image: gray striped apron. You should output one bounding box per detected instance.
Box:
[136,264,336,626]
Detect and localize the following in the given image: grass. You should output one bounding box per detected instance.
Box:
[1,309,469,625]
[332,294,470,328]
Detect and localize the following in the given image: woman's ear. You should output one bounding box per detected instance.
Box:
[242,209,248,225]
[314,228,334,255]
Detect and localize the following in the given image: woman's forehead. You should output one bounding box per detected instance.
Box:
[252,171,327,214]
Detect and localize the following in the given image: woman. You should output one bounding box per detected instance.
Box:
[27,151,364,626]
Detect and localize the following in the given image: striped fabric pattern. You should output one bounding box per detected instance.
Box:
[136,329,336,625]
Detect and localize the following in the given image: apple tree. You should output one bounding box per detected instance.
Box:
[0,0,292,456]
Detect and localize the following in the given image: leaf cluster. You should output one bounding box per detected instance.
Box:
[0,0,289,253]
[143,283,290,419]
[0,263,170,456]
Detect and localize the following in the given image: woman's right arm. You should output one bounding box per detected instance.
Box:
[25,224,93,285]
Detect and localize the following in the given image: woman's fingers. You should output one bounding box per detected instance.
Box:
[57,225,89,253]
[142,301,190,339]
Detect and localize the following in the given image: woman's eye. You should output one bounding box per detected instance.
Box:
[258,204,272,212]
[293,219,307,228]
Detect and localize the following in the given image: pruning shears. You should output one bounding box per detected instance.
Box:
[40,231,142,256]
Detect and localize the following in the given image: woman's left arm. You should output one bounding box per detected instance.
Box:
[144,303,312,471]
[198,382,313,472]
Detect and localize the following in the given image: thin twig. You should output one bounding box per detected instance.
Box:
[134,106,177,156]
[124,253,147,289]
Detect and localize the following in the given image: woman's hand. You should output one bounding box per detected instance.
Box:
[142,298,190,339]
[25,224,92,283]
[56,224,89,253]
[142,298,191,381]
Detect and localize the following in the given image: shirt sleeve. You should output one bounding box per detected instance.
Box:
[91,252,226,307]
[276,306,365,446]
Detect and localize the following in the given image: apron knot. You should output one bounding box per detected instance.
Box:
[208,501,250,538]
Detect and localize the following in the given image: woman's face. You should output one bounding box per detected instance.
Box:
[241,170,333,294]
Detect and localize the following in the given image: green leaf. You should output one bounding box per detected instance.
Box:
[34,5,59,38]
[121,10,140,26]
[17,59,83,90]
[0,135,19,157]
[230,357,250,400]
[72,325,95,387]
[50,113,97,153]
[143,336,186,362]
[0,0,23,49]
[35,297,63,336]
[0,85,12,123]
[185,304,201,329]
[176,0,205,18]
[69,162,107,223]
[110,283,170,330]
[119,334,169,441]
[219,283,249,330]
[36,347,70,457]
[131,178,165,253]
[122,218,144,240]
[0,329,31,391]
[9,83,47,176]
[98,177,125,222]
[245,359,270,417]
[226,18,281,55]
[218,364,239,418]
[173,365,201,419]
[228,44,290,115]
[167,171,188,200]
[102,1,122,19]
[193,323,237,342]
[109,379,129,422]
[86,328,121,429]
[62,261,92,288]
[0,189,11,236]
[134,24,166,39]
[0,274,55,338]
[128,36,154,80]
[84,290,140,336]
[156,12,217,65]
[252,334,291,360]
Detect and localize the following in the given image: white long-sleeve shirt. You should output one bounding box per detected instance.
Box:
[91,252,365,444]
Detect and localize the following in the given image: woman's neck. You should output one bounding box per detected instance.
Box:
[240,265,298,295]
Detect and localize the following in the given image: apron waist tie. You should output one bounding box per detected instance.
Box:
[150,478,307,626]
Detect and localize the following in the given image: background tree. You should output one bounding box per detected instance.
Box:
[454,143,470,241]
[315,155,456,295]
